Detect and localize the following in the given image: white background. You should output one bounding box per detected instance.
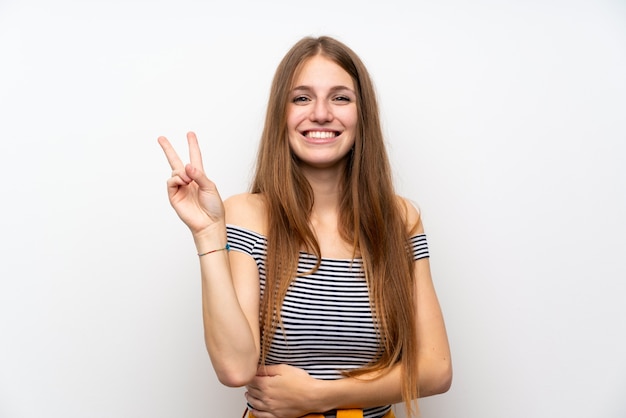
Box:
[1,1,625,417]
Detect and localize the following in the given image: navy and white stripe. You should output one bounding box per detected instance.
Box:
[226,224,429,418]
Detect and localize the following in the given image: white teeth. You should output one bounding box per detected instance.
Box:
[306,131,336,139]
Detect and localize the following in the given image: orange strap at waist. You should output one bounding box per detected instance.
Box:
[302,410,362,418]
[248,409,394,418]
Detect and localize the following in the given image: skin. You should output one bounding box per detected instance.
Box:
[287,55,358,175]
[158,55,452,418]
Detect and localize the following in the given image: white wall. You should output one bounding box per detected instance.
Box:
[1,1,624,417]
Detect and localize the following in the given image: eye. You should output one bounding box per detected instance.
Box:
[333,95,353,104]
[292,95,310,104]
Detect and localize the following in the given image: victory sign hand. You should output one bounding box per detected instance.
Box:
[158,132,225,236]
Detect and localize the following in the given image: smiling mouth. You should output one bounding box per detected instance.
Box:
[303,130,340,139]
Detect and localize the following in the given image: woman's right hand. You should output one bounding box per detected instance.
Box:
[158,132,225,236]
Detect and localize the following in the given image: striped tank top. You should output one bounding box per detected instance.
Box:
[226,224,429,418]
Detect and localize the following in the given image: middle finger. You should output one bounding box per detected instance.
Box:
[186,131,205,171]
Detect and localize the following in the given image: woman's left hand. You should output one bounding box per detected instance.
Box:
[245,364,321,418]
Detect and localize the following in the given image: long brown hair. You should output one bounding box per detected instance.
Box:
[251,36,419,415]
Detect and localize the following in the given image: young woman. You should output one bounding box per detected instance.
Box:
[158,36,451,418]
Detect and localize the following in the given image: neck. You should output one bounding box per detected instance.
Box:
[300,163,345,215]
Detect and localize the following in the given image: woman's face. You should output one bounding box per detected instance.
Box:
[286,55,357,170]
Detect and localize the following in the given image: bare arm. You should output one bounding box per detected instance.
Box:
[197,231,260,387]
[158,132,260,386]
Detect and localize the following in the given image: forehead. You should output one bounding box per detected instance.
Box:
[292,55,355,90]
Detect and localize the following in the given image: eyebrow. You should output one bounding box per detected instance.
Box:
[291,85,356,94]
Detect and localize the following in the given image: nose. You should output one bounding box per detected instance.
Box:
[310,99,333,123]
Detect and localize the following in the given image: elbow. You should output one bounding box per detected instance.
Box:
[206,344,259,387]
[216,367,256,388]
[431,360,453,395]
[420,357,453,396]
[437,363,453,394]
[213,356,258,387]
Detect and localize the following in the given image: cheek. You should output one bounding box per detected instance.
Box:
[286,106,305,130]
[339,105,358,128]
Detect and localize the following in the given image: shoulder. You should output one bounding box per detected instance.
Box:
[396,195,425,235]
[224,193,268,236]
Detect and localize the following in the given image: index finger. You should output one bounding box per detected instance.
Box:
[186,131,205,171]
[256,365,280,377]
[157,136,185,171]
